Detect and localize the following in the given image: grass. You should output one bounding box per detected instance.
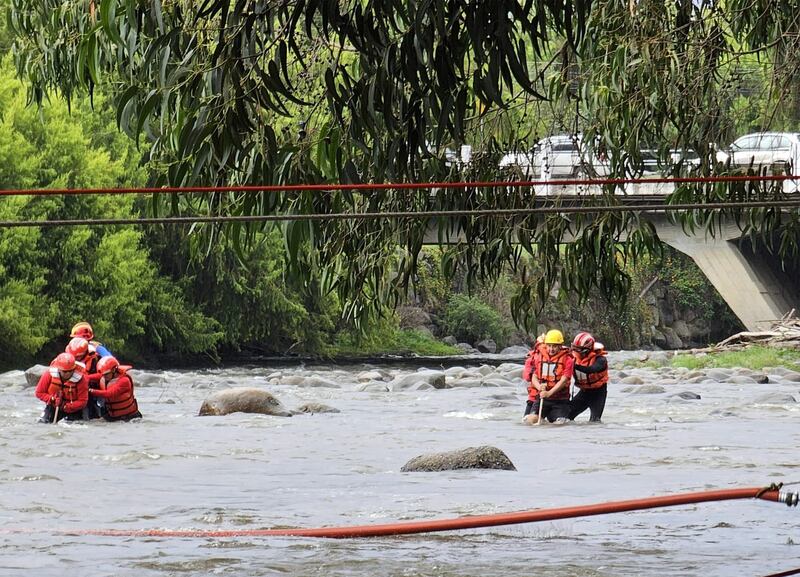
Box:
[665,345,800,370]
[333,329,461,357]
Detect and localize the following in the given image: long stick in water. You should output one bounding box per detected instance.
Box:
[537,390,544,426]
[52,404,59,424]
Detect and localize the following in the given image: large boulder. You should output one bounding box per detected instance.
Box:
[475,339,497,354]
[397,306,435,333]
[401,445,516,472]
[25,365,49,388]
[198,387,292,417]
[661,326,684,349]
[499,345,529,356]
[387,370,446,390]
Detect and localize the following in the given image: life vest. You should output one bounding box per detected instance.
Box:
[46,367,84,406]
[98,367,139,418]
[534,347,571,401]
[75,347,100,375]
[523,342,546,382]
[573,348,609,390]
[525,342,547,401]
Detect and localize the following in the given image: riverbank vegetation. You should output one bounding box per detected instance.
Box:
[670,346,800,371]
[6,1,800,352]
[0,2,795,370]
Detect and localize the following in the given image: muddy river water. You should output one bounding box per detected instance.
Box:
[1,352,799,576]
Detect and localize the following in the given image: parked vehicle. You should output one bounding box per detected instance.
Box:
[498,150,536,177]
[499,134,609,179]
[716,132,800,172]
[640,148,701,174]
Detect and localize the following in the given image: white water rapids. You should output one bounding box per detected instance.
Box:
[1,353,798,576]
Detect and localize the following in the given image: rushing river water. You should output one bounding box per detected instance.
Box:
[1,352,799,577]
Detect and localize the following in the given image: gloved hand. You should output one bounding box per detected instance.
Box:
[50,394,63,407]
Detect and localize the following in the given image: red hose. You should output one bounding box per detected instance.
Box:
[55,486,791,539]
[0,173,796,197]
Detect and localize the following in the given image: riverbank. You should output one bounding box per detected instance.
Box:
[625,345,800,371]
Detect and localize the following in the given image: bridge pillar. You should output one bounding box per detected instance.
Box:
[655,220,797,331]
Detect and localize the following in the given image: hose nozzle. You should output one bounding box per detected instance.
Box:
[778,490,799,507]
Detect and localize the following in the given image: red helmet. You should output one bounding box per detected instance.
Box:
[97,356,120,375]
[70,321,94,340]
[52,352,77,372]
[66,337,89,358]
[572,331,595,351]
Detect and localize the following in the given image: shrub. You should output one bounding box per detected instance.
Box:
[443,294,510,347]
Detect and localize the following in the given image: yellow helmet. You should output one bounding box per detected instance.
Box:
[70,321,94,340]
[543,329,564,345]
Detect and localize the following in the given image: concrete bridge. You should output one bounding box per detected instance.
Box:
[652,215,799,332]
[426,181,800,331]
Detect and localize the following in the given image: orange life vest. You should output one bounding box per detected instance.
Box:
[46,368,84,405]
[523,342,546,382]
[534,347,571,401]
[75,348,100,375]
[99,368,139,419]
[573,349,609,390]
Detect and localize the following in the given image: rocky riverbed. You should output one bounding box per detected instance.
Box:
[1,352,799,577]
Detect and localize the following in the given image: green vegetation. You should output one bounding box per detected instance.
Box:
[0,56,223,366]
[334,322,459,357]
[9,1,800,331]
[670,346,800,371]
[0,2,795,368]
[625,346,800,371]
[442,295,511,349]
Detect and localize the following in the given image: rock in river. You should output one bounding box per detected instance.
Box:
[401,445,516,472]
[198,387,292,417]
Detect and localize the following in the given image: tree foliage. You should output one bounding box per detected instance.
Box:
[0,56,222,366]
[7,0,800,330]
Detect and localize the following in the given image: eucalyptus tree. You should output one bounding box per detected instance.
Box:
[8,0,799,328]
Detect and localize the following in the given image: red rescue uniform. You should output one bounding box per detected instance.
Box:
[90,367,141,420]
[35,368,89,415]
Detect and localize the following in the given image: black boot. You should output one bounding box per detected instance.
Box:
[37,405,55,424]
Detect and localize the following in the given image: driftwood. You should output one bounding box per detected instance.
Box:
[678,309,800,355]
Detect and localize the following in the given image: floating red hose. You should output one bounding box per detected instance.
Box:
[37,485,793,539]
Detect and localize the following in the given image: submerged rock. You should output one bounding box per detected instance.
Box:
[667,391,701,403]
[401,445,516,472]
[198,387,292,417]
[752,393,797,405]
[294,402,340,414]
[627,384,666,394]
[671,391,702,400]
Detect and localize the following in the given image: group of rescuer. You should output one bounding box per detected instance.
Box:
[34,322,141,424]
[522,329,609,425]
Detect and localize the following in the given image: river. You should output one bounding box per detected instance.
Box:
[1,352,799,576]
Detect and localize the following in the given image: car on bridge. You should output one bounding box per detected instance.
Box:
[499,133,610,179]
[716,132,800,173]
[640,148,701,174]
